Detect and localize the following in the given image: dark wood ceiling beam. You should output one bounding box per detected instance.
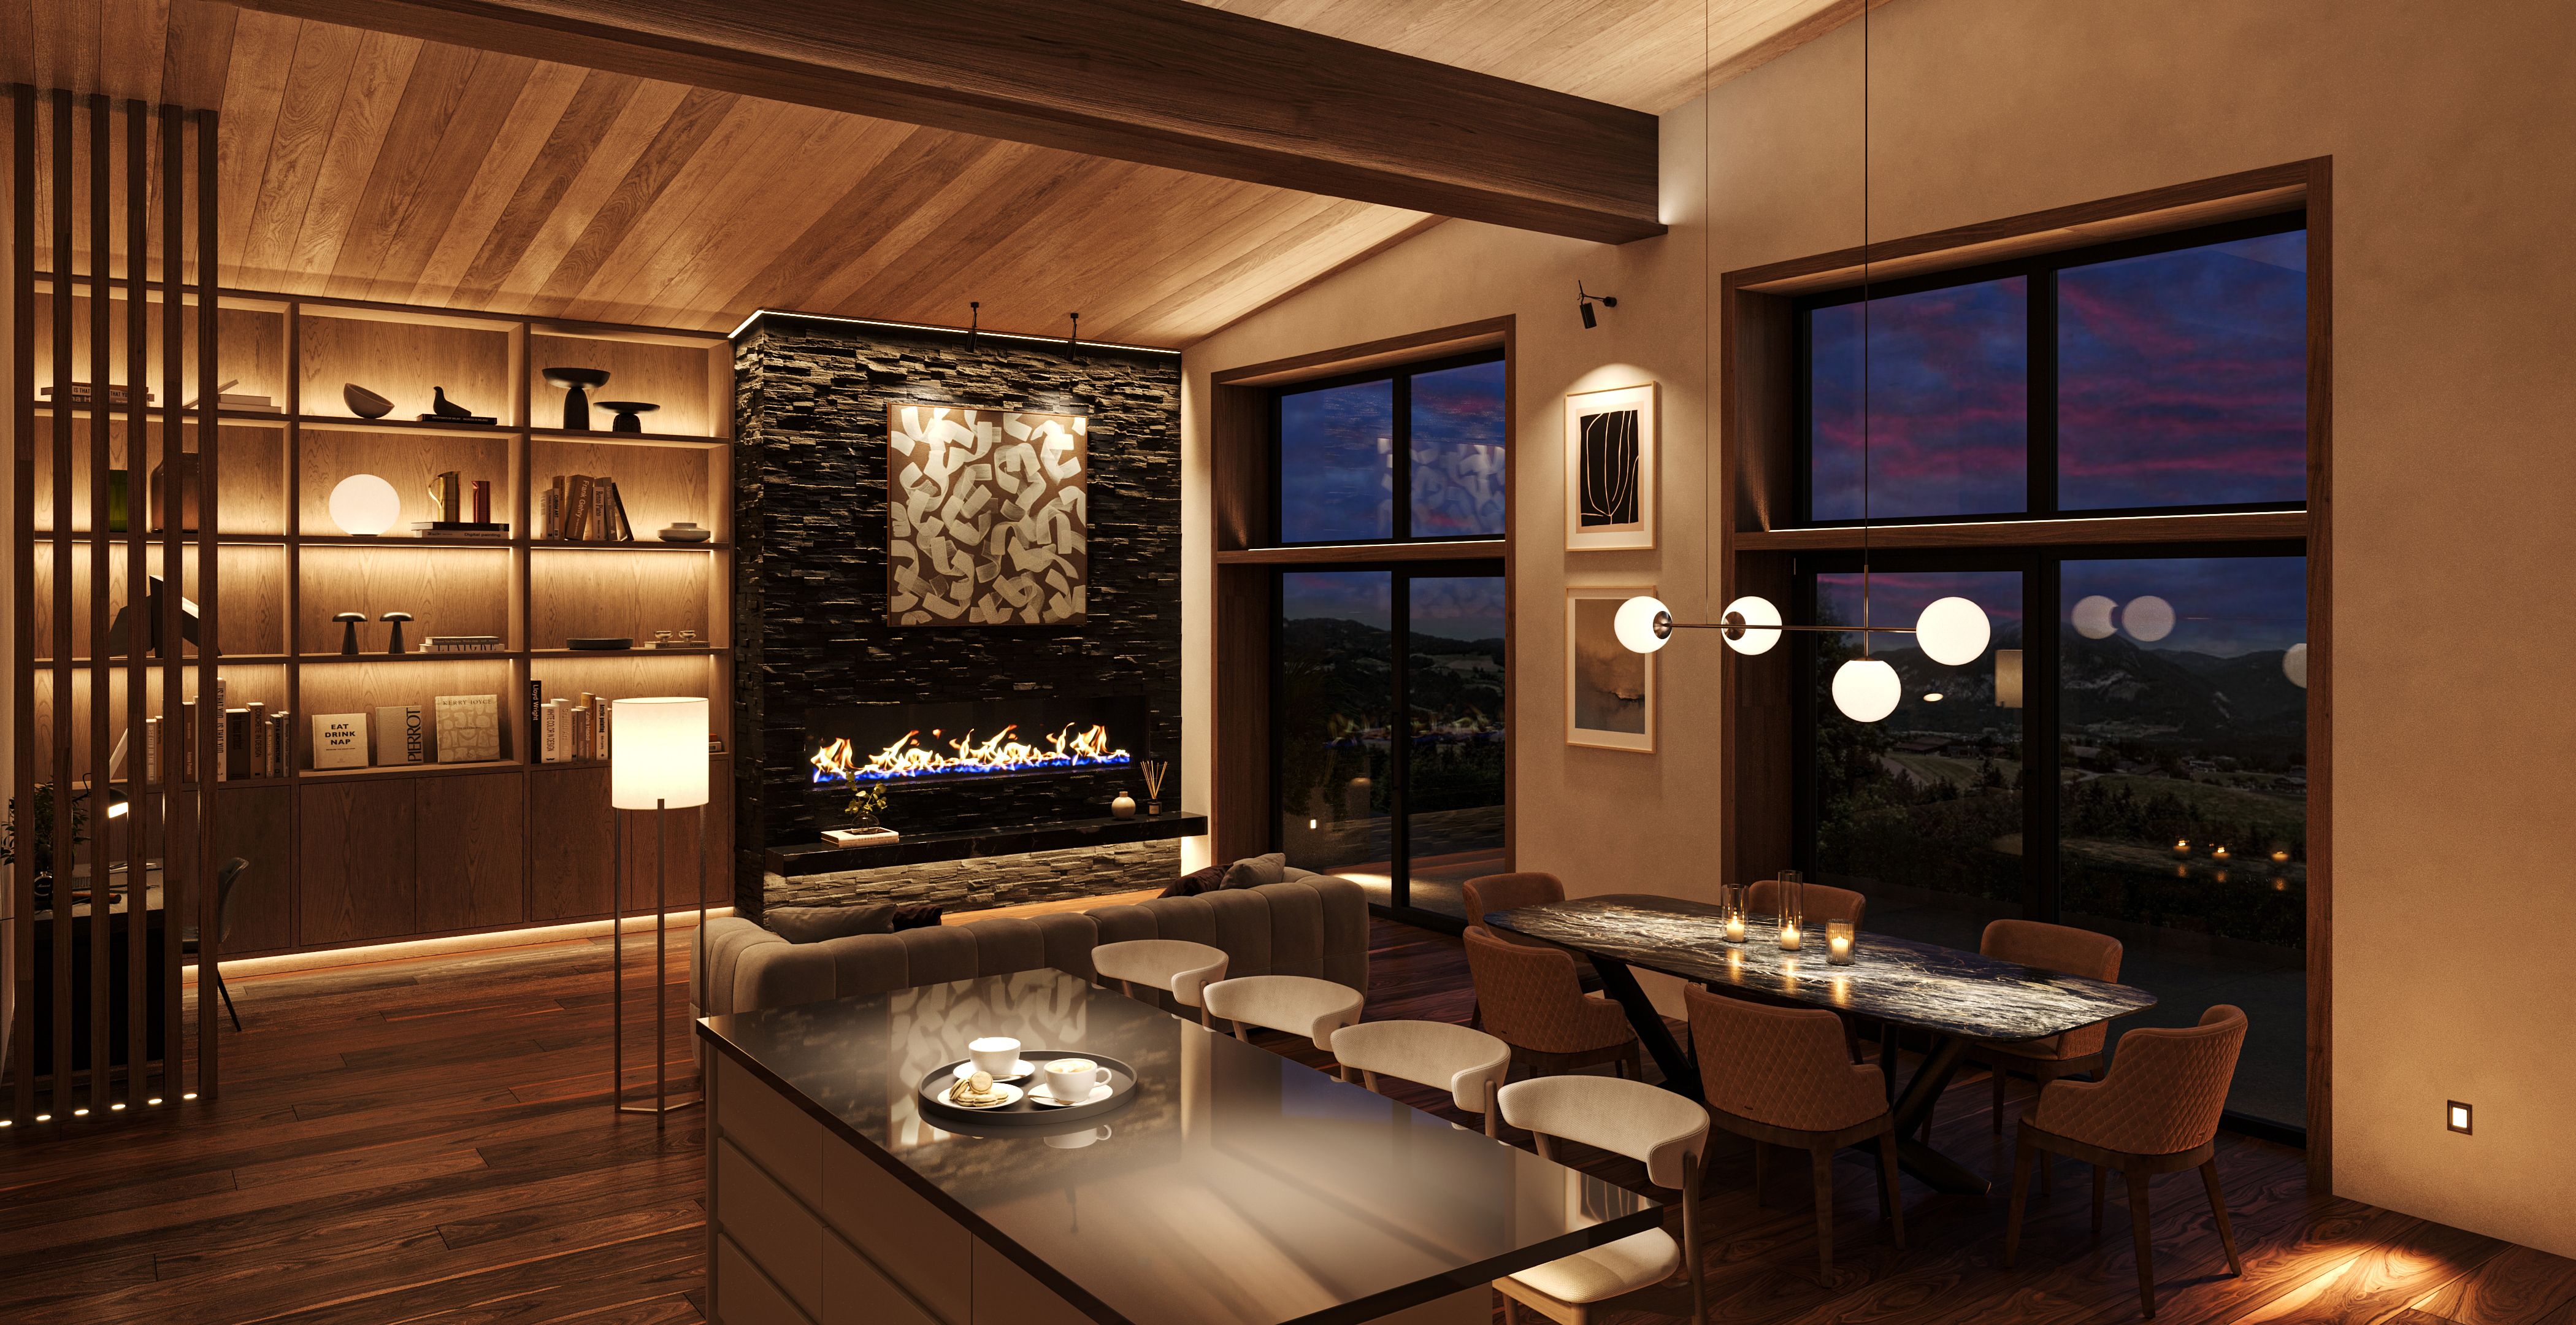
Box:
[229,0,1666,244]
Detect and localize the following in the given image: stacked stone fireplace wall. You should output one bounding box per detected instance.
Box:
[732,316,1183,916]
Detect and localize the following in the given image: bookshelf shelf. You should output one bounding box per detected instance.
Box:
[298,757,526,783]
[528,426,724,450]
[531,540,729,553]
[293,415,518,439]
[296,651,523,665]
[528,645,727,658]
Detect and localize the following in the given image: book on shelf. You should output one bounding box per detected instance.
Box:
[269,712,290,778]
[563,475,594,543]
[177,701,194,785]
[527,679,544,755]
[603,479,635,542]
[375,704,424,765]
[144,716,161,785]
[410,521,509,539]
[312,712,368,770]
[823,827,900,846]
[246,702,269,778]
[424,635,506,653]
[40,382,155,406]
[212,680,228,782]
[540,699,562,762]
[434,693,501,763]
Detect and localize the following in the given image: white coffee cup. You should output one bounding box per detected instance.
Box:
[1043,1124,1112,1150]
[1042,1058,1110,1102]
[968,1037,1022,1076]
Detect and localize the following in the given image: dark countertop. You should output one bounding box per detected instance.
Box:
[767,812,1207,876]
[1487,894,2156,1042]
[697,969,1658,1325]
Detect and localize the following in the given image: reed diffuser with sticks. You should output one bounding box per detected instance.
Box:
[1140,760,1170,814]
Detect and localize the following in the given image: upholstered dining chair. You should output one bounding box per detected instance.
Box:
[1685,986,1904,1278]
[1463,871,1567,942]
[178,858,252,1032]
[1492,1075,1708,1325]
[1202,974,1364,1050]
[1746,878,1866,928]
[1953,920,2125,1143]
[1464,926,1641,1080]
[2006,1004,2248,1319]
[1330,1020,1512,1137]
[1090,939,1228,1023]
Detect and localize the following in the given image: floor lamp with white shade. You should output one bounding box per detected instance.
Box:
[610,696,708,1119]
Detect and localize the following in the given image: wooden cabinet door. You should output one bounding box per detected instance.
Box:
[528,765,615,921]
[415,772,525,932]
[211,785,295,953]
[299,781,417,944]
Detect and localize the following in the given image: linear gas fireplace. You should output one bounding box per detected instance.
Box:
[804,696,1148,789]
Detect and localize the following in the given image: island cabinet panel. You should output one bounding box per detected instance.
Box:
[529,766,616,921]
[821,1145,972,1322]
[298,782,420,944]
[716,1233,813,1325]
[822,1235,941,1325]
[718,1140,825,1316]
[970,1246,1091,1325]
[415,772,526,932]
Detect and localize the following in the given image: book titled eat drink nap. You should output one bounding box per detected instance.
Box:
[310,712,369,769]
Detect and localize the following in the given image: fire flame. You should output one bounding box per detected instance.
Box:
[810,723,1132,784]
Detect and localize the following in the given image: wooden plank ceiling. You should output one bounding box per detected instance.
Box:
[3,0,1862,344]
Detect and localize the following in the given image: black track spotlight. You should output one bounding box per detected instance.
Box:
[967,301,979,351]
[1577,281,1617,329]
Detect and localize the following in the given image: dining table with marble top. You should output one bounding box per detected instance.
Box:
[1483,893,2158,1195]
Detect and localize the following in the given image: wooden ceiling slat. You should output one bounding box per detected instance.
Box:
[718,128,1010,324]
[99,0,167,103]
[161,0,237,110]
[446,66,638,305]
[527,83,732,309]
[405,57,585,306]
[284,29,421,281]
[318,39,478,298]
[354,47,538,303]
[231,14,353,286]
[471,74,686,309]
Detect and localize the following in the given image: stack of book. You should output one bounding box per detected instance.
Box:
[539,474,636,542]
[212,390,279,413]
[537,691,613,762]
[213,697,292,779]
[40,382,156,407]
[412,521,508,539]
[424,634,505,654]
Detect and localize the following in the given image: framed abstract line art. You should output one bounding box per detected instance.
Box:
[1564,382,1655,551]
[1566,587,1654,751]
[887,404,1089,625]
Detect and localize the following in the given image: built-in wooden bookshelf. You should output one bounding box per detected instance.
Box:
[29,279,734,957]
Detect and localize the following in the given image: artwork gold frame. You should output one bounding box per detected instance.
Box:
[1566,587,1655,751]
[1564,382,1655,551]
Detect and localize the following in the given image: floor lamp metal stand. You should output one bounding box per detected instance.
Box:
[608,696,711,1120]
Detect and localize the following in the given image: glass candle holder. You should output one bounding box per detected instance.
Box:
[1775,870,1804,951]
[1827,920,1856,965]
[1719,880,1748,943]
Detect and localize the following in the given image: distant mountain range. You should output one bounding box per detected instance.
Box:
[1280,618,1505,731]
[1861,629,2305,766]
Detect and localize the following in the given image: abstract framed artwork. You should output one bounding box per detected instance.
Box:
[1566,587,1654,751]
[1563,382,1655,551]
[887,404,1089,625]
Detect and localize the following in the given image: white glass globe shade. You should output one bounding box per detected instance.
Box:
[2071,595,2117,639]
[328,474,402,536]
[1914,596,1991,666]
[2283,642,2309,689]
[1831,658,1902,723]
[1612,596,1671,655]
[611,696,710,809]
[2122,594,2175,643]
[1720,594,1784,655]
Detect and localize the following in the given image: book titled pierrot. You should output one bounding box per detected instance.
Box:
[375,704,426,765]
[311,712,370,769]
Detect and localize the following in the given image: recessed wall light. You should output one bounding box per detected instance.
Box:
[2447,1100,2472,1134]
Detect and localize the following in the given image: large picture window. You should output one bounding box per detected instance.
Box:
[1790,216,2311,1132]
[1275,351,1507,544]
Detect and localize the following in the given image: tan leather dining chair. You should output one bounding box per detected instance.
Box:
[2004,1005,2248,1318]
[1463,870,1566,943]
[1686,986,1903,1278]
[1464,926,1640,1080]
[1493,1074,1708,1325]
[1955,920,2124,1142]
[1090,939,1227,1023]
[1202,974,1364,1050]
[1746,878,1867,928]
[1330,1020,1512,1137]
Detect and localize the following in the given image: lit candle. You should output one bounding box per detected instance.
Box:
[1777,921,1802,952]
[1827,920,1855,966]
[1724,912,1747,942]
[2271,849,2291,864]
[2212,845,2231,861]
[2173,839,2191,856]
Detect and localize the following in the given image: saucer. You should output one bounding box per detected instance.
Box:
[954,1061,1035,1083]
[1027,1082,1113,1108]
[944,1080,1024,1110]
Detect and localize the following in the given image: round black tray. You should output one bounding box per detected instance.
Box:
[918,1051,1137,1129]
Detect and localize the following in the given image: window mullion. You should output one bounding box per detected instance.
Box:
[2030,268,2058,519]
[1392,371,1413,541]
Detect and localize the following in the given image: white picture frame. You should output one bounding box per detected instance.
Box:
[1566,587,1655,752]
[1564,382,1655,551]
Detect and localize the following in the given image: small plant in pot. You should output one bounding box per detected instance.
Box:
[2,783,91,910]
[843,783,889,831]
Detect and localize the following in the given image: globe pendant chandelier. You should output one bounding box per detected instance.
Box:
[1615,0,1990,721]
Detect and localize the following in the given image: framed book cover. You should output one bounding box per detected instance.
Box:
[1564,383,1656,551]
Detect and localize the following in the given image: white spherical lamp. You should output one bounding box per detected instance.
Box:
[1914,596,1991,666]
[2122,595,2175,643]
[1831,658,1902,723]
[2071,594,2117,640]
[1720,594,1784,655]
[2282,642,2309,689]
[328,474,402,536]
[611,696,709,809]
[1613,595,1672,655]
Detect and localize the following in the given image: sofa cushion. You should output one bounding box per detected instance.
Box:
[1158,864,1226,899]
[892,902,946,931]
[1220,852,1288,890]
[765,902,897,943]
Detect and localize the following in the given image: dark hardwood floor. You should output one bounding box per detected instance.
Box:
[4,918,2570,1325]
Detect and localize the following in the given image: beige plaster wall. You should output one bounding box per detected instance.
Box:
[1181,0,2576,1255]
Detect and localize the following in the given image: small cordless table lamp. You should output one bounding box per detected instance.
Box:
[610,696,709,1118]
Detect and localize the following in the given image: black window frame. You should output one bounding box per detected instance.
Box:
[1791,211,2310,528]
[1268,347,1509,547]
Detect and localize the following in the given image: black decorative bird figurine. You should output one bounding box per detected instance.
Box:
[431,387,471,419]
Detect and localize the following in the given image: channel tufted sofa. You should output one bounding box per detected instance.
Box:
[692,874,1369,1028]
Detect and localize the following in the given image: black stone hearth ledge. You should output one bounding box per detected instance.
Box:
[767,812,1206,877]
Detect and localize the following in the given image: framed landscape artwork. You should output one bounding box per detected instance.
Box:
[1563,382,1655,551]
[887,404,1090,626]
[1566,587,1654,751]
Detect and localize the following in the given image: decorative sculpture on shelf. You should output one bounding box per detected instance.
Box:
[599,401,659,434]
[335,612,366,655]
[543,368,610,430]
[423,387,496,426]
[380,612,412,655]
[343,383,394,419]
